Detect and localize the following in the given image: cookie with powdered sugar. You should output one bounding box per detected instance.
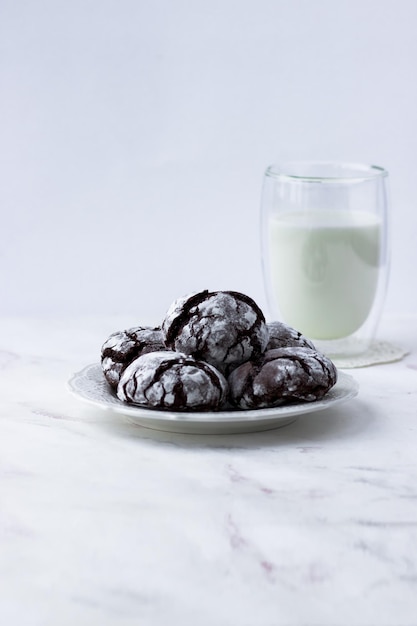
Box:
[117,351,228,411]
[101,326,165,389]
[266,321,316,351]
[228,347,337,410]
[162,290,269,376]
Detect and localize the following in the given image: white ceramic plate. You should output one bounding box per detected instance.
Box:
[68,363,359,435]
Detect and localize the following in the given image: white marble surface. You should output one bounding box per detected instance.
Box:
[1,314,417,626]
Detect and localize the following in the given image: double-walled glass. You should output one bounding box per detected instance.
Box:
[260,162,390,359]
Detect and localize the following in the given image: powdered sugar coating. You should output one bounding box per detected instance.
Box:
[162,290,269,375]
[101,326,165,389]
[228,347,338,410]
[117,351,228,411]
[266,321,316,351]
[101,357,124,389]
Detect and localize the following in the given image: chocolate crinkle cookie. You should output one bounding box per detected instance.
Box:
[228,347,338,410]
[266,321,316,351]
[117,351,228,412]
[162,290,269,375]
[101,326,165,389]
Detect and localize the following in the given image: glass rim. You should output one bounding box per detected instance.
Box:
[265,161,388,183]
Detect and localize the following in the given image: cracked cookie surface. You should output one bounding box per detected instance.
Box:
[101,326,165,389]
[117,351,228,411]
[162,290,269,375]
[266,321,316,351]
[228,347,338,410]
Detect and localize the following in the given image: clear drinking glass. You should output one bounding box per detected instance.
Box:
[260,161,390,359]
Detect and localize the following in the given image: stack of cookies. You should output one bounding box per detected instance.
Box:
[101,290,337,412]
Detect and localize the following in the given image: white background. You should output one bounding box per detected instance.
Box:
[1,0,416,322]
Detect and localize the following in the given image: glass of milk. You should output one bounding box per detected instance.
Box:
[261,162,390,358]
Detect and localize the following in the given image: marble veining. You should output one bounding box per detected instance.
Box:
[0,315,416,626]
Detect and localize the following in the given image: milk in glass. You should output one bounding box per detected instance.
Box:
[269,210,382,340]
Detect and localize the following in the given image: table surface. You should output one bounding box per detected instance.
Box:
[1,314,416,626]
